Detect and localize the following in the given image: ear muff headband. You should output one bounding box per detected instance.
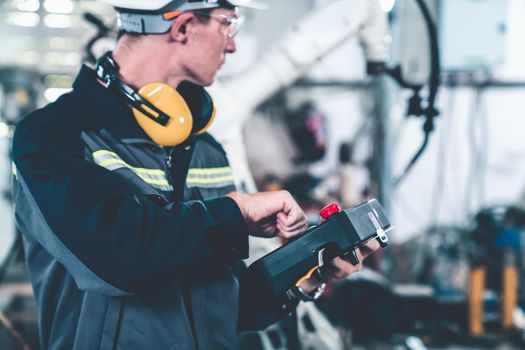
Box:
[95,51,216,146]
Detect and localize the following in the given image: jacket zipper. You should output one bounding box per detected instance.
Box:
[164,147,175,192]
[165,147,174,168]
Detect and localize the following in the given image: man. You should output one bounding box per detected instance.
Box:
[11,0,381,349]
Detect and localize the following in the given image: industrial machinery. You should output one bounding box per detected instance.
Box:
[208,0,391,192]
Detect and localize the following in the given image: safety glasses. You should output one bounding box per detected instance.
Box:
[192,11,245,38]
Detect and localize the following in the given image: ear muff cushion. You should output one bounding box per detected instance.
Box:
[177,81,215,134]
[133,82,193,146]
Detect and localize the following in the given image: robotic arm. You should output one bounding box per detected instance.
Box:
[208,0,390,191]
[214,0,389,112]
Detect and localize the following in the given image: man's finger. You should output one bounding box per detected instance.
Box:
[276,212,308,238]
[259,222,278,237]
[359,239,381,257]
[276,222,307,239]
[277,213,307,231]
[324,257,363,280]
[276,209,305,227]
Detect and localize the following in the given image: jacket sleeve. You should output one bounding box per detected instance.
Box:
[11,111,249,296]
[236,262,300,331]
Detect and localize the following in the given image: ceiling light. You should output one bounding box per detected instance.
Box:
[6,12,40,27]
[14,0,40,12]
[44,14,71,28]
[45,51,80,66]
[43,0,74,14]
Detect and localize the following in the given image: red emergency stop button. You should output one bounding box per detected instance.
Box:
[320,202,341,220]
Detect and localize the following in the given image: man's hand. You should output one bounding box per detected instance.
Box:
[227,191,308,239]
[322,239,381,282]
[300,239,381,292]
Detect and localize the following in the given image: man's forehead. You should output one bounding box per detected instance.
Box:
[212,7,239,16]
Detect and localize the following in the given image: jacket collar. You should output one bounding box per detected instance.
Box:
[72,65,153,143]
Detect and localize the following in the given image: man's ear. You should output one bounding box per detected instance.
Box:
[170,12,195,42]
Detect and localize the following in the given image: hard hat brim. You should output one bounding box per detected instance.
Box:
[99,0,267,12]
[108,0,268,34]
[225,0,268,10]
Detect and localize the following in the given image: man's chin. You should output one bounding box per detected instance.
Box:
[189,73,216,87]
[202,76,216,87]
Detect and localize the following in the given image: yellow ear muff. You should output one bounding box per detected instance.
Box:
[194,107,216,135]
[132,82,193,146]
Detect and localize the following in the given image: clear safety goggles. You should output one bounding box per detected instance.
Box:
[192,11,245,38]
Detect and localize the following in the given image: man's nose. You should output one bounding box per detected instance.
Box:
[225,36,236,53]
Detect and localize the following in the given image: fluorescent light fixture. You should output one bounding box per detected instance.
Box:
[20,51,40,65]
[43,0,74,14]
[62,52,81,66]
[45,51,81,66]
[14,0,40,12]
[44,88,72,103]
[44,14,71,28]
[49,37,67,50]
[380,0,396,12]
[48,36,78,50]
[44,74,74,88]
[6,12,40,27]
[4,36,36,50]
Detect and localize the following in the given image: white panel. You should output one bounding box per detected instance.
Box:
[440,0,507,71]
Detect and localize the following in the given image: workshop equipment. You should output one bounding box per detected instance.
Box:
[469,264,486,336]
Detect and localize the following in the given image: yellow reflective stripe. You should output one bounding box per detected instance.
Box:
[93,150,115,157]
[136,175,170,187]
[98,159,127,168]
[187,167,231,176]
[97,159,167,181]
[93,150,165,176]
[186,175,234,184]
[93,150,115,158]
[186,167,234,186]
[92,150,171,188]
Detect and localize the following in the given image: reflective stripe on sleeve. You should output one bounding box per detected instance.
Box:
[92,150,173,191]
[186,167,235,189]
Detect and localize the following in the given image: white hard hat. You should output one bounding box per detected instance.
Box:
[100,0,267,11]
[99,0,267,33]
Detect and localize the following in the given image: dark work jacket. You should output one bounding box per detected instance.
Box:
[11,66,297,350]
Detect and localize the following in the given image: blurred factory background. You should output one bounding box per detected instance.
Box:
[0,0,525,349]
